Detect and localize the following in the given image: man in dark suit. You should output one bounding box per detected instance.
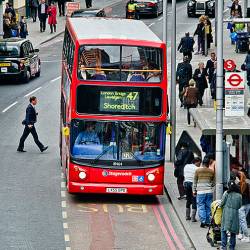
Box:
[85,0,92,8]
[38,0,48,32]
[17,96,48,153]
[58,0,66,16]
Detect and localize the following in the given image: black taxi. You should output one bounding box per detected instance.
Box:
[0,38,41,83]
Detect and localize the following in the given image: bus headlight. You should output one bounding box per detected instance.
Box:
[147,173,155,181]
[79,171,87,180]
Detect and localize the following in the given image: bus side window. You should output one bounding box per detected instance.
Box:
[61,95,66,125]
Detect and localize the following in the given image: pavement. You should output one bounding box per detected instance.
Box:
[26,0,124,47]
[164,8,250,250]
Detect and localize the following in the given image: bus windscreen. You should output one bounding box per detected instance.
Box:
[78,45,162,83]
[76,85,162,116]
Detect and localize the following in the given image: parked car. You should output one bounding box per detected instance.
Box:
[187,0,215,18]
[130,0,163,18]
[0,38,40,83]
[71,8,106,17]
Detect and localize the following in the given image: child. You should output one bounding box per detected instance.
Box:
[220,180,242,250]
[19,16,28,38]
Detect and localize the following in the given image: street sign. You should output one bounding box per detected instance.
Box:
[225,72,245,117]
[66,1,80,16]
[224,59,236,71]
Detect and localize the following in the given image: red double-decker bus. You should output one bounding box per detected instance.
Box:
[60,17,168,195]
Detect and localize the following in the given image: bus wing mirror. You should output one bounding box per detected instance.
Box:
[62,127,70,136]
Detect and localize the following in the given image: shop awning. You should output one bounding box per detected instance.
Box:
[190,108,250,135]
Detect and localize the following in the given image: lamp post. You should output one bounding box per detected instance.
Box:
[215,0,224,200]
[170,0,177,161]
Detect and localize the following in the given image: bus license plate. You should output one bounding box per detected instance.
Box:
[106,188,127,193]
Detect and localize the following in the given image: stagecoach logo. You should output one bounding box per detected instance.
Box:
[102,170,132,177]
[102,170,109,177]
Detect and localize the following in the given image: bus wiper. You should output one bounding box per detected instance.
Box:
[90,145,114,165]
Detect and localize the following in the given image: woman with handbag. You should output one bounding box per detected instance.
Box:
[183,79,199,127]
[48,1,57,33]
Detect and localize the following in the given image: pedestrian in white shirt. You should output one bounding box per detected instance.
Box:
[184,157,201,221]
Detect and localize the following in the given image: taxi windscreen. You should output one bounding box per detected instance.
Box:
[0,44,20,57]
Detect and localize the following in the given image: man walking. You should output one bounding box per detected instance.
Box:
[178,32,195,62]
[38,0,48,32]
[30,0,39,22]
[17,96,48,153]
[58,0,66,16]
[176,56,192,107]
[85,0,92,8]
[193,156,215,228]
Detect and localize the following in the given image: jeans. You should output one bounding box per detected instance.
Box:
[239,204,250,236]
[186,104,196,124]
[196,193,213,224]
[221,230,236,250]
[184,182,197,209]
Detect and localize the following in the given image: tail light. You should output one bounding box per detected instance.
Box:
[148,2,156,7]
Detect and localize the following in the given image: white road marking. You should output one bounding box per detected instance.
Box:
[41,60,61,63]
[62,201,67,208]
[61,172,64,178]
[50,76,61,82]
[2,101,18,113]
[61,182,66,188]
[158,16,163,21]
[24,87,42,97]
[63,223,68,229]
[62,211,67,219]
[66,247,71,250]
[148,22,155,27]
[64,234,70,242]
[61,191,66,197]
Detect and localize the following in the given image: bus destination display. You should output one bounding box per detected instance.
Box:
[100,91,139,113]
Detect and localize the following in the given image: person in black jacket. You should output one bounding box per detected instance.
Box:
[85,0,92,8]
[176,56,193,107]
[231,0,242,18]
[17,96,48,153]
[178,32,195,62]
[174,142,194,200]
[38,0,48,32]
[58,0,66,16]
[193,62,208,106]
[30,0,39,22]
[194,16,205,55]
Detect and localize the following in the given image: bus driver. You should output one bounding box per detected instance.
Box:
[75,122,100,145]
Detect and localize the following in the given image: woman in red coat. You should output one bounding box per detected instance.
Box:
[48,1,57,33]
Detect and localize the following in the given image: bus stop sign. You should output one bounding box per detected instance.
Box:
[224,59,236,71]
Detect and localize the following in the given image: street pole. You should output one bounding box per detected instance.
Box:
[170,0,176,162]
[215,0,224,200]
[0,1,3,38]
[243,0,248,17]
[163,0,167,43]
[215,0,218,46]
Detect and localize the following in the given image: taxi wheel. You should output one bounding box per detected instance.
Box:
[23,70,31,83]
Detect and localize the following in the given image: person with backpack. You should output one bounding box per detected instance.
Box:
[176,56,193,107]
[183,79,199,126]
[178,32,195,62]
[220,180,242,250]
[174,142,194,200]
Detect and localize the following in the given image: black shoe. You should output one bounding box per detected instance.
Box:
[17,149,26,152]
[186,217,191,220]
[177,196,185,200]
[200,223,206,228]
[41,146,48,152]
